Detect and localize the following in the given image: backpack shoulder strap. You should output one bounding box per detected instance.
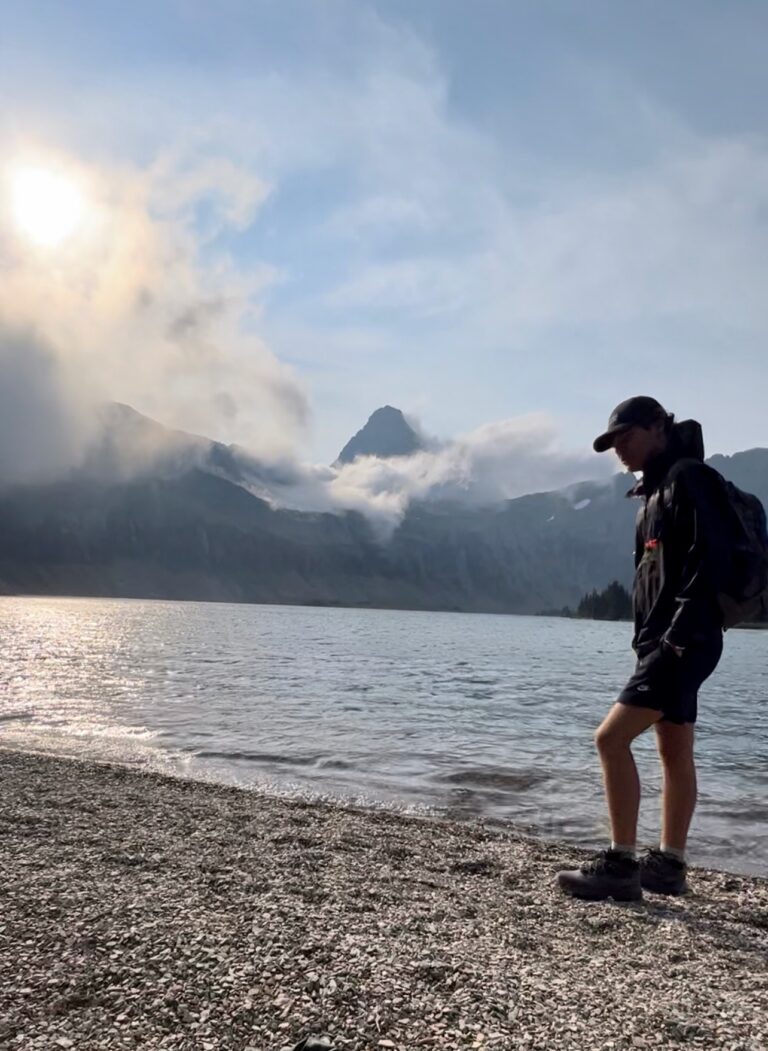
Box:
[658,460,729,534]
[664,457,717,485]
[662,458,722,502]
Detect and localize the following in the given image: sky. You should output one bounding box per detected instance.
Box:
[1,0,767,476]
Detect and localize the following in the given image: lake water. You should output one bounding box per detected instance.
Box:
[2,596,767,875]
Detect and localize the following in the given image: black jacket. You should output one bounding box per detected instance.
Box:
[630,421,725,657]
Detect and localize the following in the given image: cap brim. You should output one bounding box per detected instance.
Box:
[592,425,630,453]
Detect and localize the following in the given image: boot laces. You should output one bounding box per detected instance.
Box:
[643,847,684,870]
[581,849,629,876]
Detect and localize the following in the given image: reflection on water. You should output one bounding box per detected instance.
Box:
[1,596,767,874]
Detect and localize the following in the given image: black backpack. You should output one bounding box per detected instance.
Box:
[715,475,768,628]
[666,456,768,629]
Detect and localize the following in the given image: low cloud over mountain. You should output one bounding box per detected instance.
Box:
[2,401,765,613]
[30,400,616,536]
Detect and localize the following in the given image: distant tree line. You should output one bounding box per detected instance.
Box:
[539,580,633,621]
[542,579,768,628]
[575,580,633,621]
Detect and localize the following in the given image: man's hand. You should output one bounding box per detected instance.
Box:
[664,639,685,658]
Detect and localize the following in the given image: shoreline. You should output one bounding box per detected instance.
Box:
[0,591,555,619]
[3,739,765,880]
[1,749,766,1050]
[6,592,768,629]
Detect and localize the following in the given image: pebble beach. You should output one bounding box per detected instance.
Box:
[1,749,766,1051]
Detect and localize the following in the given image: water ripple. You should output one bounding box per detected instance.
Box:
[1,595,767,875]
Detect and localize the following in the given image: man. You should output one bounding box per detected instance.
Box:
[557,396,726,901]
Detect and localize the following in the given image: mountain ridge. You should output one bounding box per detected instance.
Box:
[336,405,424,464]
[1,403,766,614]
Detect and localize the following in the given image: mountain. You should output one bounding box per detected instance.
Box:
[84,402,288,491]
[336,406,424,464]
[1,405,766,614]
[0,468,637,611]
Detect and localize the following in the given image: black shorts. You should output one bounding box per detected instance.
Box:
[618,635,723,725]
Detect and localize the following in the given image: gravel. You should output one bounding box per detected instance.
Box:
[0,749,766,1050]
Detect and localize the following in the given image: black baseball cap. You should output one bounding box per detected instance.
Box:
[593,396,668,453]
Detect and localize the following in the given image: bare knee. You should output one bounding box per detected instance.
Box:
[595,702,661,758]
[655,722,695,768]
[595,722,630,757]
[595,702,662,757]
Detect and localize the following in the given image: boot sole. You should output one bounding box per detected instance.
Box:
[558,876,643,902]
[564,888,643,902]
[641,881,688,896]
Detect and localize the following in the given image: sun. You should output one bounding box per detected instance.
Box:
[9,164,86,248]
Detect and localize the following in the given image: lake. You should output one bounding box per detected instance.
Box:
[2,596,766,874]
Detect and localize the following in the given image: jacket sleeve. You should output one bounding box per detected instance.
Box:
[663,465,726,648]
[630,511,644,652]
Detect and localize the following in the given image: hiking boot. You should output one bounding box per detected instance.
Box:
[639,848,688,896]
[557,849,642,901]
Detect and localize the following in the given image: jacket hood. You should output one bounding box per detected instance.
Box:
[627,418,705,498]
[669,419,705,462]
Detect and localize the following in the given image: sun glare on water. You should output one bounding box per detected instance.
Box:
[9,164,87,248]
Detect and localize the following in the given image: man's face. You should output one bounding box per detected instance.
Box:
[613,424,665,472]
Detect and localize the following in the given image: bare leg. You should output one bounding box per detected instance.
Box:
[654,721,697,852]
[595,702,664,845]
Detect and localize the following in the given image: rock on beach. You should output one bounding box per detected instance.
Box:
[0,749,766,1050]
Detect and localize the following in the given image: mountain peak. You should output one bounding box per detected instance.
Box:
[336,406,424,465]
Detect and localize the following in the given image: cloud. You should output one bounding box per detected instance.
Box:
[488,139,768,330]
[0,326,98,485]
[150,153,270,233]
[2,0,766,474]
[320,136,768,334]
[0,143,309,484]
[249,413,614,537]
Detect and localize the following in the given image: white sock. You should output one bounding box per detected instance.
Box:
[660,844,686,863]
[610,841,637,858]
